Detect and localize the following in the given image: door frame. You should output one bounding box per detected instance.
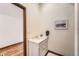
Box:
[12,3,27,56]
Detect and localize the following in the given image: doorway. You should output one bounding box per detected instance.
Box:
[0,3,26,56]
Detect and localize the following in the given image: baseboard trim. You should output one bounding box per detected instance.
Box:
[45,50,49,56]
[45,50,64,56]
[0,42,23,50]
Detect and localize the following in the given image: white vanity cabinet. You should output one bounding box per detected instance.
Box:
[28,36,48,56]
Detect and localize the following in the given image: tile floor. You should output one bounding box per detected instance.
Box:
[47,52,58,56]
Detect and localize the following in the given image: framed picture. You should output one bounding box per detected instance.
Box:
[55,20,68,30]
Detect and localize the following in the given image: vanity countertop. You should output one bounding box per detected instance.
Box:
[28,36,47,44]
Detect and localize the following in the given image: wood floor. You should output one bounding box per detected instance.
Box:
[0,42,23,56]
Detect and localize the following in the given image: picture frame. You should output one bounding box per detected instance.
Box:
[55,20,68,30]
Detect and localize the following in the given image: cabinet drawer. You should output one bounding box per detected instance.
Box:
[40,43,48,50]
[39,39,48,46]
[39,47,48,56]
[39,39,48,56]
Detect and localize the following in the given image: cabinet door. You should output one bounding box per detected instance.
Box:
[29,42,39,56]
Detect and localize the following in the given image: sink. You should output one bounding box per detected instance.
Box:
[29,35,47,43]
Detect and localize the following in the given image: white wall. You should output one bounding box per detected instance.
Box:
[23,4,40,38]
[0,4,23,48]
[40,4,74,56]
[23,3,74,56]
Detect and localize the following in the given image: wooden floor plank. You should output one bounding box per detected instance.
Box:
[0,42,23,56]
